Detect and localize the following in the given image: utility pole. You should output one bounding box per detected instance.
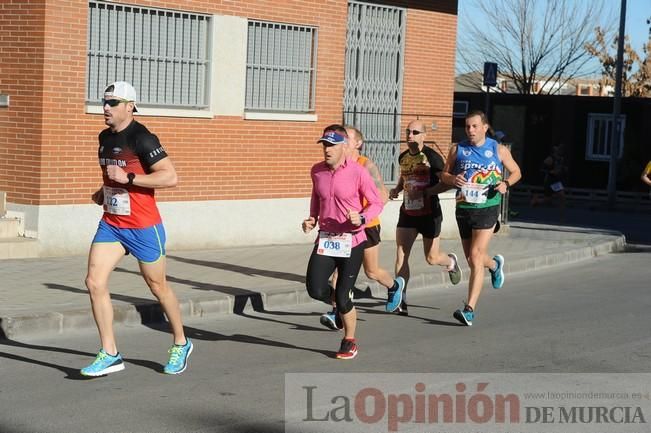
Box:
[607,0,627,209]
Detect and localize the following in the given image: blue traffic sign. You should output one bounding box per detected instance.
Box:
[483,62,498,87]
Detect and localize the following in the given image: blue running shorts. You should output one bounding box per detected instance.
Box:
[92,220,166,263]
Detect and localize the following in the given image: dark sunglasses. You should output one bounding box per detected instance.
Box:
[406,129,423,136]
[101,98,129,107]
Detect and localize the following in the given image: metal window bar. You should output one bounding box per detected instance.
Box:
[245,20,317,112]
[343,1,406,183]
[87,1,210,108]
[586,114,626,160]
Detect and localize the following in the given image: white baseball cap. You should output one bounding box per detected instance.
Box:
[104,81,138,112]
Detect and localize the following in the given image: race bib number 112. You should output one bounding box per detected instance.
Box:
[103,186,131,215]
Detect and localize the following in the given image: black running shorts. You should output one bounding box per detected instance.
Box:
[364,225,381,248]
[455,205,500,240]
[397,209,443,239]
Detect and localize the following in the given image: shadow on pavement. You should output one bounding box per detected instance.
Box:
[509,204,651,245]
[167,255,305,284]
[355,303,462,327]
[149,324,333,358]
[44,283,167,324]
[43,283,329,331]
[621,244,651,253]
[41,284,334,357]
[508,222,621,237]
[0,339,161,379]
[114,266,269,297]
[233,299,338,333]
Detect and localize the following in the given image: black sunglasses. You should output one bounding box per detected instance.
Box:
[406,129,423,136]
[101,98,129,107]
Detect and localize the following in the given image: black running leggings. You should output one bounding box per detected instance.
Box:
[305,242,366,314]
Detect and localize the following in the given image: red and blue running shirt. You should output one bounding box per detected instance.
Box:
[98,120,168,229]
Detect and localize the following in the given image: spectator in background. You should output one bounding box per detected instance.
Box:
[530,144,567,221]
[493,131,519,218]
[641,160,651,198]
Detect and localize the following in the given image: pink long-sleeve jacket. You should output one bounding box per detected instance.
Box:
[310,157,384,247]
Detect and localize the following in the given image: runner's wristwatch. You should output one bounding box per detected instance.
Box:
[127,172,136,185]
[360,215,366,225]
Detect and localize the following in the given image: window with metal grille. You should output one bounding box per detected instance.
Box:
[343,1,406,184]
[87,1,211,109]
[585,113,625,161]
[245,20,317,113]
[453,101,469,118]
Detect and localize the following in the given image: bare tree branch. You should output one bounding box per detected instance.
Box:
[457,0,615,95]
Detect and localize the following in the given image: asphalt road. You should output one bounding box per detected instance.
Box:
[1,248,651,433]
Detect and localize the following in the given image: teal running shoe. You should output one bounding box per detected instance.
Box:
[385,277,405,312]
[80,349,125,376]
[164,339,193,374]
[453,304,474,326]
[396,299,409,316]
[490,254,505,289]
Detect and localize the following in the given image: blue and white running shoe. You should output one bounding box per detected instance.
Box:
[80,349,125,376]
[453,305,474,326]
[386,277,405,312]
[490,254,505,289]
[320,309,343,330]
[164,339,193,375]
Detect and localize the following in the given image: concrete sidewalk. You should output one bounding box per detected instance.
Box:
[0,222,626,340]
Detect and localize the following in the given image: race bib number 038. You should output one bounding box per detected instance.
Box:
[317,232,353,258]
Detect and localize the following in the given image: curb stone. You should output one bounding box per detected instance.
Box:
[0,235,626,341]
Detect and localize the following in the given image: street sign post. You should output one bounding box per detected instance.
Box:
[483,62,498,120]
[483,62,497,87]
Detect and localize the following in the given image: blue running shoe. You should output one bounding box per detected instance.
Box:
[164,339,193,375]
[453,305,474,326]
[320,308,343,330]
[385,277,405,312]
[396,299,409,316]
[490,254,505,289]
[80,349,125,376]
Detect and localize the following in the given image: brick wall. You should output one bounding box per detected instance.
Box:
[402,2,457,159]
[0,1,46,204]
[1,0,457,206]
